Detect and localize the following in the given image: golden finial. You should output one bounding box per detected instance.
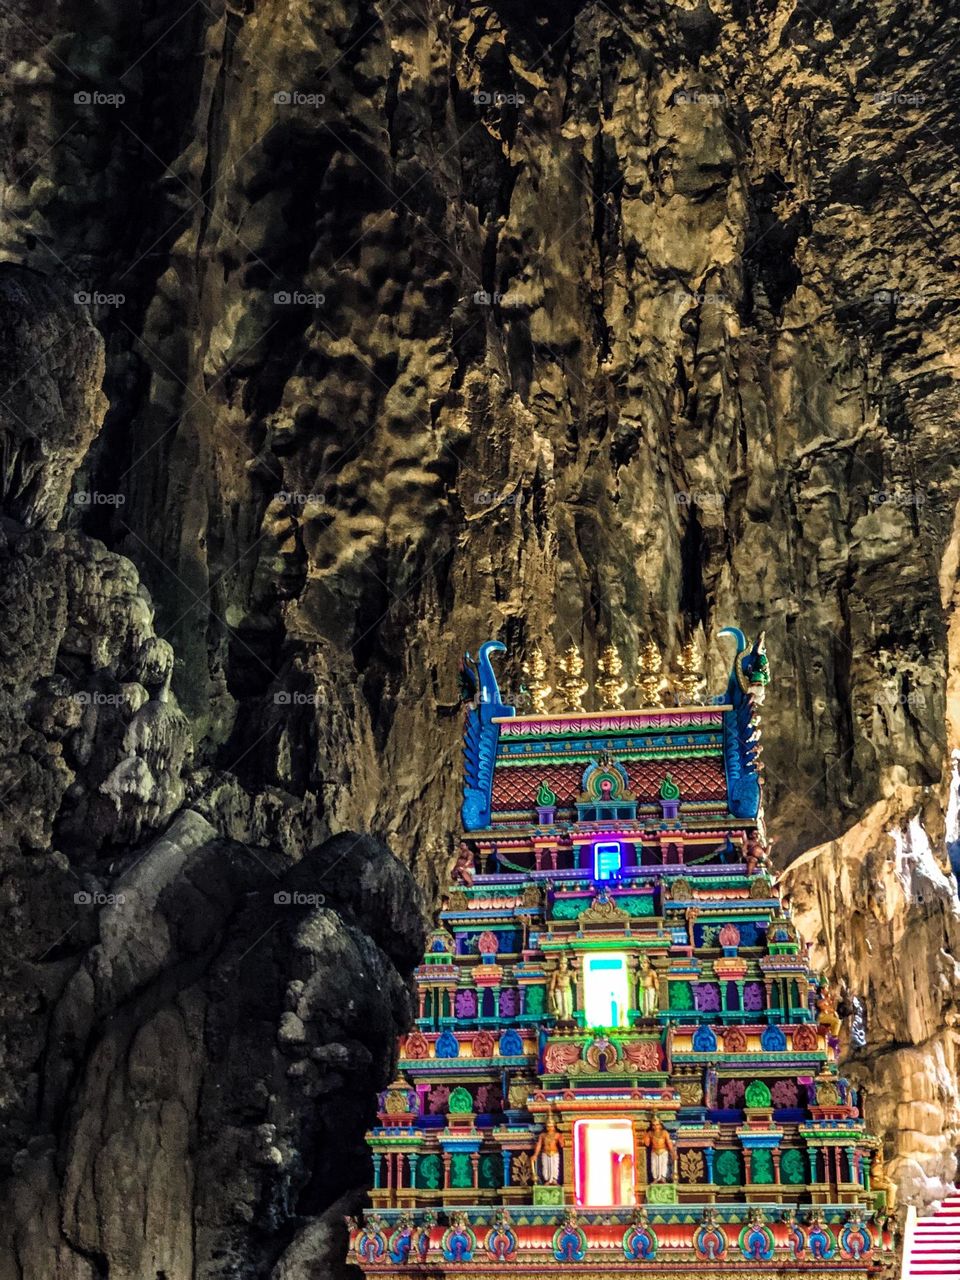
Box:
[556,644,588,712]
[595,643,628,710]
[522,645,552,714]
[635,638,665,706]
[673,636,705,705]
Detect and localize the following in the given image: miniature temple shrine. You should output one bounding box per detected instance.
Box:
[348,630,898,1277]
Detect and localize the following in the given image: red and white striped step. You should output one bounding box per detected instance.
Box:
[903,1195,960,1279]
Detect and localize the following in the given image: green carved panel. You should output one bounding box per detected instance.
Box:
[714,1149,743,1186]
[525,985,546,1016]
[478,1153,500,1189]
[448,1086,473,1114]
[780,1148,806,1185]
[745,1080,772,1108]
[618,895,654,917]
[450,1153,472,1188]
[551,898,590,919]
[669,980,694,1011]
[646,1182,678,1203]
[533,1185,564,1206]
[416,1154,442,1189]
[751,1149,775,1183]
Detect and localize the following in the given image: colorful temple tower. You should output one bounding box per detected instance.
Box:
[348,632,897,1277]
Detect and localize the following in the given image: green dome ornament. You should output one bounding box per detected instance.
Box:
[659,774,681,801]
[536,780,558,807]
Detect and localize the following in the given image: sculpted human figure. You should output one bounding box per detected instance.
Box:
[640,1116,674,1183]
[817,983,842,1039]
[638,957,660,1018]
[451,845,475,886]
[533,1114,564,1185]
[871,1147,897,1213]
[549,952,575,1021]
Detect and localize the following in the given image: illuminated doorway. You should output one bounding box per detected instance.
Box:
[574,1119,635,1206]
[583,952,629,1027]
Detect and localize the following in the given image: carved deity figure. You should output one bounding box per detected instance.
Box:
[640,1116,674,1183]
[817,983,842,1039]
[871,1147,898,1213]
[533,1114,563,1185]
[638,957,660,1018]
[744,829,767,876]
[451,845,475,887]
[549,952,575,1022]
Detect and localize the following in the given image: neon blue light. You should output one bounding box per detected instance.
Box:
[594,841,622,881]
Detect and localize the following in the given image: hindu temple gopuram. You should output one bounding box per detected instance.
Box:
[348,630,899,1278]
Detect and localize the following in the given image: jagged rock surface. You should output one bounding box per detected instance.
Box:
[1,819,422,1280]
[0,0,959,1274]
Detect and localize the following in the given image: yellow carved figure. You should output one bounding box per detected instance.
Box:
[533,1113,564,1185]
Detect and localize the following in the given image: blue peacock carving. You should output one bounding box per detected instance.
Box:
[718,627,769,820]
[461,641,515,831]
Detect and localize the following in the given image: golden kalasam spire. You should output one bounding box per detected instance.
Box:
[595,643,628,710]
[673,636,705,705]
[556,644,589,711]
[635,638,666,706]
[522,644,552,714]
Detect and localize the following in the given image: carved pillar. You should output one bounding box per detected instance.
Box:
[372,1153,383,1188]
[833,1146,843,1188]
[734,981,744,1013]
[807,1148,818,1183]
[561,1122,575,1200]
[863,1154,872,1192]
[408,1153,418,1190]
[762,979,775,1022]
[632,1119,649,1195]
[471,1152,480,1189]
[847,1147,858,1185]
[704,1146,715,1184]
[502,1150,512,1187]
[742,1148,752,1185]
[772,1148,782,1184]
[443,1152,452,1189]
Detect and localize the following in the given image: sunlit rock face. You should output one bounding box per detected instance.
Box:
[0,0,959,1273]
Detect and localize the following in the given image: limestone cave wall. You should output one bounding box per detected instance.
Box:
[1,0,959,1275]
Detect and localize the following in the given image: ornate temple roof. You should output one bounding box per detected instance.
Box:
[460,631,769,833]
[348,627,896,1280]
